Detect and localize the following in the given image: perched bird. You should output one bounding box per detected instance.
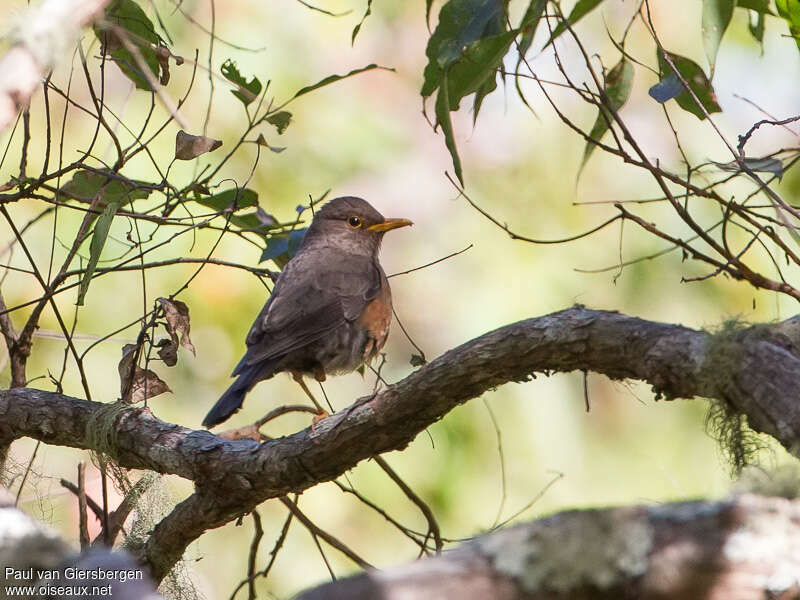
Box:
[202,196,413,428]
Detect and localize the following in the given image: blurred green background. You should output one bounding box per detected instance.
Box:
[1,0,799,597]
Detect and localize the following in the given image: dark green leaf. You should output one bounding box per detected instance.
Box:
[61,170,151,205]
[293,64,391,99]
[351,0,373,43]
[426,0,435,27]
[265,111,292,134]
[96,0,160,90]
[444,30,516,111]
[702,0,735,74]
[546,0,605,46]
[517,0,547,60]
[194,188,258,212]
[421,0,505,98]
[748,10,766,46]
[581,58,634,171]
[655,51,722,120]
[221,59,262,106]
[738,0,774,15]
[776,0,800,53]
[435,74,463,184]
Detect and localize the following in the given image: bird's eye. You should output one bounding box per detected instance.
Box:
[347,216,362,228]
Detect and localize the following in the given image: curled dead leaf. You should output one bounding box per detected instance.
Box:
[175,130,223,161]
[158,297,196,357]
[118,344,172,403]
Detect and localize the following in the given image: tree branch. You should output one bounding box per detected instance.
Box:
[294,494,800,600]
[2,306,800,580]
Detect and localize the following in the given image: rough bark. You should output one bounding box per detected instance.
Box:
[295,494,800,600]
[1,306,800,580]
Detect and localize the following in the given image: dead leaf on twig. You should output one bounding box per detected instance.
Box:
[118,344,171,403]
[175,130,222,160]
[158,297,196,359]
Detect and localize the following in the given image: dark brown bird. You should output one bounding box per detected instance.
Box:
[202,196,412,428]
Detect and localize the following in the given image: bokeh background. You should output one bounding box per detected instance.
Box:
[1,0,799,597]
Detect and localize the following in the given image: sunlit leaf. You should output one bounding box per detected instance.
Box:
[653,51,721,120]
[545,0,605,46]
[702,0,735,74]
[581,58,634,171]
[293,64,391,99]
[777,0,800,53]
[174,130,222,160]
[221,59,263,106]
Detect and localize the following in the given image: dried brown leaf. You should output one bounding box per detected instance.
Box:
[175,130,222,161]
[118,344,172,403]
[156,338,178,367]
[158,297,196,356]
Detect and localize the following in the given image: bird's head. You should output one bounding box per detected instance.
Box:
[304,196,413,256]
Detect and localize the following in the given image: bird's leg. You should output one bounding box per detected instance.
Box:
[291,371,329,418]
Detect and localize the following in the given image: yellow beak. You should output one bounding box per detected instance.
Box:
[368,218,413,232]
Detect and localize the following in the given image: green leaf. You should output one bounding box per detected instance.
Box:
[435,73,463,184]
[61,170,151,205]
[546,0,605,46]
[517,0,547,60]
[581,58,634,171]
[702,0,735,74]
[194,188,258,212]
[221,59,262,106]
[96,0,160,90]
[776,0,800,53]
[738,0,774,15]
[748,10,766,46]
[426,0,435,27]
[74,172,150,305]
[422,0,505,98]
[351,0,373,44]
[265,111,292,134]
[292,64,391,99]
[445,30,516,111]
[655,51,722,120]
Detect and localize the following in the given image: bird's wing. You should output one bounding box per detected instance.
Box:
[236,251,382,371]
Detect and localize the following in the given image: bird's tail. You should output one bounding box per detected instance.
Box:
[202,364,261,428]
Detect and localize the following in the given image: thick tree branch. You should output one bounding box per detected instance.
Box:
[1,306,800,580]
[295,493,800,600]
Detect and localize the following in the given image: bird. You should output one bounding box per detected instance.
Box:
[202,196,413,428]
